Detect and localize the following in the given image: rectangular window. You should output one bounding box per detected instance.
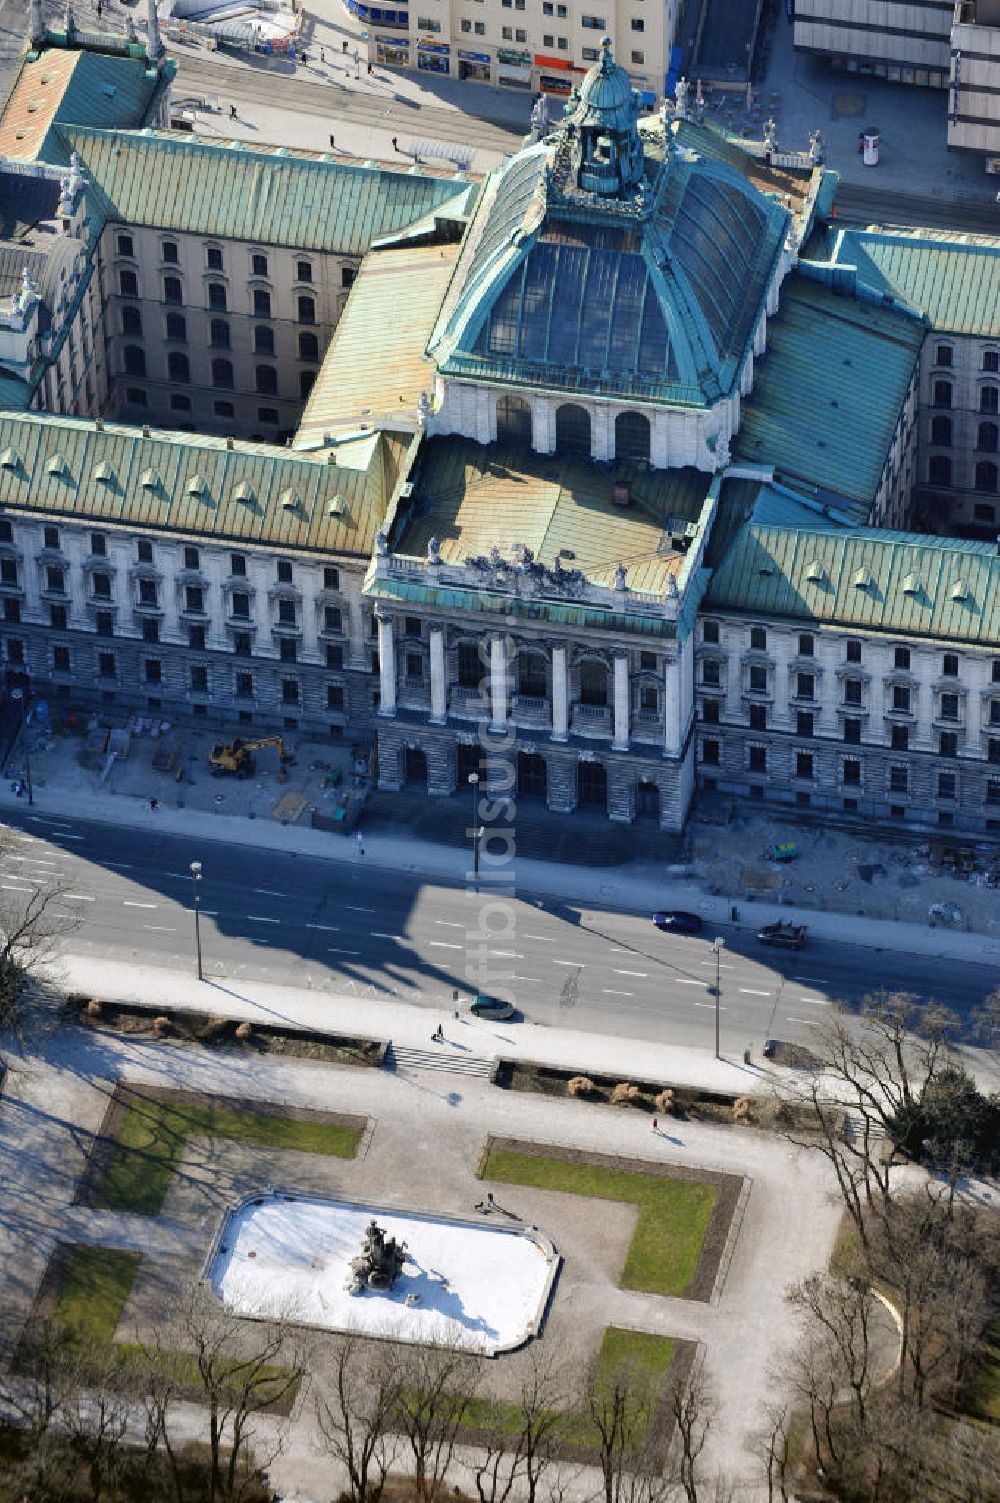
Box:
[207,246,224,270]
[749,704,767,731]
[844,678,862,705]
[325,606,342,633]
[189,626,205,651]
[138,578,158,606]
[185,586,203,613]
[190,665,208,692]
[3,598,21,623]
[889,765,908,793]
[137,540,153,563]
[50,605,67,630]
[281,677,299,705]
[937,772,956,800]
[581,12,606,23]
[5,632,22,655]
[53,645,70,673]
[939,693,959,721]
[749,665,767,691]
[748,745,766,773]
[846,639,862,663]
[92,572,111,599]
[458,642,480,688]
[988,780,1000,804]
[843,718,861,744]
[251,253,268,277]
[296,260,312,283]
[891,725,909,751]
[96,611,114,637]
[44,525,60,550]
[795,753,813,780]
[406,652,423,681]
[142,619,159,644]
[98,651,116,679]
[702,660,720,687]
[630,49,644,62]
[894,646,911,670]
[278,599,297,626]
[144,659,162,684]
[474,19,485,31]
[117,233,134,258]
[942,653,958,676]
[184,546,200,570]
[326,644,343,669]
[796,712,813,738]
[702,620,720,644]
[236,672,254,698]
[231,592,250,620]
[939,731,958,758]
[990,739,1000,764]
[701,699,720,724]
[796,672,814,700]
[233,632,252,657]
[842,758,861,786]
[323,566,340,590]
[750,625,767,650]
[0,558,16,585]
[797,634,814,658]
[230,553,247,577]
[90,533,106,557]
[45,566,64,593]
[892,685,910,713]
[701,738,720,766]
[631,15,644,26]
[327,684,345,710]
[277,560,293,584]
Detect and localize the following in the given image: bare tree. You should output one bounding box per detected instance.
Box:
[586,1355,664,1503]
[667,1368,712,1503]
[393,1339,484,1503]
[0,1317,77,1500]
[314,1331,402,1503]
[0,830,80,1055]
[787,1272,877,1432]
[179,1286,307,1503]
[751,1401,792,1503]
[472,1347,565,1503]
[61,1348,131,1503]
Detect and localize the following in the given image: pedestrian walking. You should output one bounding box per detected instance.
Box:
[329,133,335,149]
[432,1023,444,1042]
[319,46,325,61]
[149,797,159,812]
[486,1192,495,1206]
[355,828,364,856]
[367,60,372,74]
[342,37,348,52]
[229,104,237,120]
[652,1117,658,1133]
[391,135,399,151]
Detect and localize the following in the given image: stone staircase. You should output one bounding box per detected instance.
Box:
[387,1043,494,1078]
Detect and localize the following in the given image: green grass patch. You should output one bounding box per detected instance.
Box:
[36,1244,299,1415]
[92,1092,362,1215]
[480,1148,717,1297]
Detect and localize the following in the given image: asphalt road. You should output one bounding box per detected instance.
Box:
[2,810,996,1055]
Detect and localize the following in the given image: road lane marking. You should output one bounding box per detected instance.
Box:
[429,941,462,950]
[344,904,376,913]
[515,975,543,983]
[107,861,135,871]
[523,933,556,942]
[798,996,829,1006]
[739,988,771,996]
[552,959,582,967]
[57,833,84,841]
[254,888,286,897]
[306,923,340,932]
[614,969,648,978]
[609,947,632,954]
[693,1001,727,1010]
[123,900,157,909]
[64,893,95,902]
[143,925,176,933]
[327,947,361,956]
[489,950,522,958]
[698,960,734,970]
[793,976,830,984]
[1,883,33,891]
[786,1017,820,1026]
[602,988,633,997]
[370,931,396,939]
[674,978,704,986]
[435,920,463,928]
[247,915,279,924]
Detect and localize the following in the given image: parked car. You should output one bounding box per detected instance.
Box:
[470,994,518,1021]
[756,921,808,950]
[652,910,703,934]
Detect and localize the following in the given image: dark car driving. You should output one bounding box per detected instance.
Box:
[652,910,703,934]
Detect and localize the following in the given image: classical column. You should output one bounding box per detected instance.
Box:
[429,626,446,724]
[612,653,630,751]
[377,613,396,717]
[489,634,508,732]
[551,645,568,742]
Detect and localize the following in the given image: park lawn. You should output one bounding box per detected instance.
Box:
[45,1245,299,1412]
[92,1092,362,1215]
[461,1326,677,1451]
[480,1147,717,1297]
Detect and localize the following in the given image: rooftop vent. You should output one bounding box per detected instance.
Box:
[233,481,256,505]
[95,417,103,431]
[187,475,207,497]
[327,495,347,516]
[612,482,631,508]
[951,579,969,602]
[142,425,150,438]
[93,461,114,484]
[226,436,235,451]
[279,488,300,510]
[0,447,21,470]
[852,568,872,590]
[805,560,826,583]
[47,453,67,476]
[901,572,921,595]
[140,468,160,490]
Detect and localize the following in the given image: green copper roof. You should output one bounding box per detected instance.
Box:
[60,127,473,255]
[706,522,1000,646]
[805,226,1000,337]
[0,48,164,164]
[736,274,924,507]
[429,118,789,408]
[0,413,390,558]
[367,574,682,637]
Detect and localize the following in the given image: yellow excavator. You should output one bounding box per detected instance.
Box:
[208,736,293,781]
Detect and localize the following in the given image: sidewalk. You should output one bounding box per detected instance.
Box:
[4,773,999,970]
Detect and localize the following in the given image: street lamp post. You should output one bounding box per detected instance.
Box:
[190,861,203,981]
[712,936,724,1060]
[468,772,480,882]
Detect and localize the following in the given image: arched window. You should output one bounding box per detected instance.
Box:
[930,415,951,447]
[933,380,952,409]
[496,393,532,446]
[210,319,230,348]
[580,659,608,706]
[254,325,275,356]
[119,269,138,298]
[168,351,190,383]
[166,312,186,341]
[299,370,316,400]
[928,454,952,486]
[212,358,234,390]
[121,305,142,337]
[123,345,145,377]
[163,276,182,305]
[297,294,315,324]
[979,422,999,452]
[255,364,277,396]
[208,283,227,311]
[253,288,271,319]
[982,384,1000,415]
[615,410,650,461]
[555,403,591,457]
[298,331,319,361]
[976,461,998,493]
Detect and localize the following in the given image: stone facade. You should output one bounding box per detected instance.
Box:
[915,329,1000,537]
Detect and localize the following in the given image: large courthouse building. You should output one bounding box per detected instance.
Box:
[1,19,1000,838]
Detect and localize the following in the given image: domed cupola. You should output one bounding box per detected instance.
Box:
[565,36,644,198]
